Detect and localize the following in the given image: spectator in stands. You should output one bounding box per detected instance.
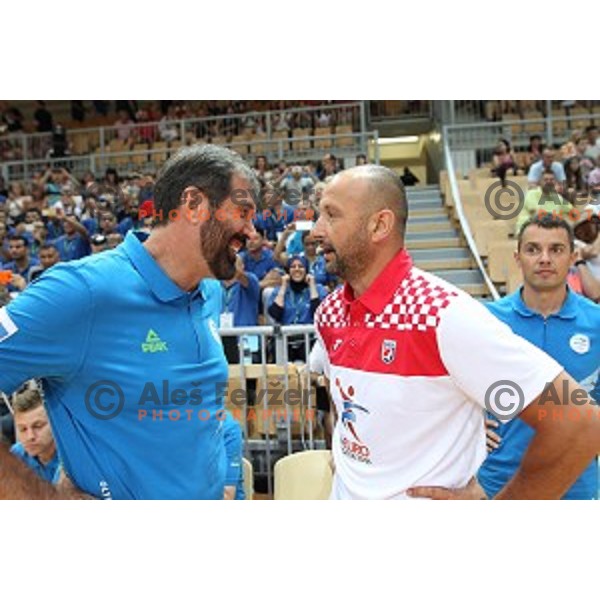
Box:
[10,388,61,484]
[516,169,572,234]
[106,232,123,250]
[253,155,273,183]
[525,135,544,170]
[30,220,49,258]
[0,221,9,263]
[71,101,86,123]
[239,226,282,290]
[92,100,109,116]
[29,244,61,282]
[564,156,586,194]
[1,105,24,133]
[268,255,328,361]
[572,206,600,295]
[253,183,295,242]
[527,149,567,188]
[222,411,246,500]
[49,124,70,160]
[583,125,600,162]
[134,107,157,143]
[6,182,30,220]
[492,139,517,186]
[158,105,179,142]
[220,255,261,363]
[278,165,316,206]
[3,235,40,286]
[275,228,336,291]
[33,101,54,133]
[319,153,339,181]
[114,110,135,143]
[356,154,368,166]
[400,167,420,187]
[52,213,91,261]
[588,166,600,200]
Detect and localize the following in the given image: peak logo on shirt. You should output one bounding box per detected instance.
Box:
[141,329,168,353]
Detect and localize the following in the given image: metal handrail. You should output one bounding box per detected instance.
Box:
[442,126,500,300]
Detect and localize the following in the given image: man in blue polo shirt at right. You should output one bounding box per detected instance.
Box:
[0,144,258,499]
[478,214,600,499]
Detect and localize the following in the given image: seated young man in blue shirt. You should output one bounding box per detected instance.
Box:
[479,215,600,499]
[0,144,259,499]
[10,387,61,484]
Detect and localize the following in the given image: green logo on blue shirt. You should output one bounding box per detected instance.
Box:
[142,329,168,353]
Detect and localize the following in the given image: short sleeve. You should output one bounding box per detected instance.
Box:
[312,327,331,380]
[436,296,563,416]
[0,265,92,395]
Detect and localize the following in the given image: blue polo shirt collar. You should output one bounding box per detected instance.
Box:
[510,285,578,320]
[121,231,190,303]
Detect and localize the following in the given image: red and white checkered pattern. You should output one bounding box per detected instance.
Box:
[315,288,348,329]
[365,269,458,332]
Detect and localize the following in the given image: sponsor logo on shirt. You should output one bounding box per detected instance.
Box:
[141,329,168,353]
[335,377,372,464]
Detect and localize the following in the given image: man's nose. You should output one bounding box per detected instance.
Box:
[312,216,325,240]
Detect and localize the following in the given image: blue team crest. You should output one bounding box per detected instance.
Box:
[381,339,396,364]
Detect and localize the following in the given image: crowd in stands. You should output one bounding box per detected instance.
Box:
[0,152,357,347]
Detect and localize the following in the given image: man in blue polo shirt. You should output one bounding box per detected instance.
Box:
[0,144,258,499]
[478,214,600,499]
[10,387,61,484]
[220,254,260,363]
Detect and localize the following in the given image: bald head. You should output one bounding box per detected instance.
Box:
[329,165,408,235]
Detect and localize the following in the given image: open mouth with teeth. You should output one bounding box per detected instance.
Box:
[228,234,247,258]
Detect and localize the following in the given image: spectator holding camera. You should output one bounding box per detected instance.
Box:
[268,255,327,360]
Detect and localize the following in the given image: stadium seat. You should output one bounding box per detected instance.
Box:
[274,450,333,500]
[132,143,149,166]
[488,240,517,283]
[335,124,354,147]
[314,127,332,149]
[522,112,544,134]
[291,128,311,151]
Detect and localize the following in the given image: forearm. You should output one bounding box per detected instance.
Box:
[495,414,599,500]
[0,443,60,499]
[577,265,600,302]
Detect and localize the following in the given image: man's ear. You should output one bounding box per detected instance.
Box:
[370,209,394,243]
[181,186,206,211]
[180,186,209,225]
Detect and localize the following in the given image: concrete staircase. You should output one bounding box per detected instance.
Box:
[405,186,490,298]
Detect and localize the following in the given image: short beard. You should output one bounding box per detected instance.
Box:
[327,225,371,282]
[200,217,236,280]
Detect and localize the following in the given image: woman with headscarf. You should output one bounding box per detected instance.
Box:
[268,254,328,361]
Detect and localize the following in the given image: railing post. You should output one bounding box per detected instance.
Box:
[99,127,105,163]
[360,100,367,133]
[546,100,553,147]
[180,118,185,143]
[374,130,380,165]
[449,101,456,126]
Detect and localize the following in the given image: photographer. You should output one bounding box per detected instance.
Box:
[267,255,328,361]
